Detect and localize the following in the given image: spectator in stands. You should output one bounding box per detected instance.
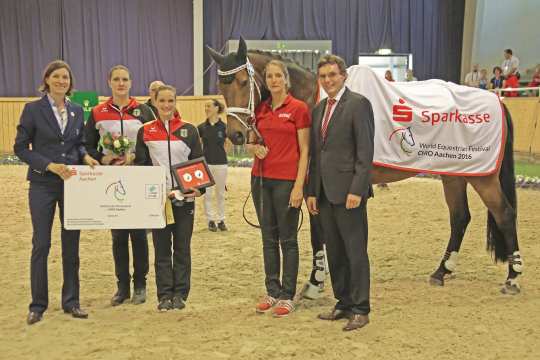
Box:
[527,66,540,97]
[502,49,520,78]
[501,49,521,97]
[464,64,480,87]
[505,72,520,97]
[478,69,488,90]
[489,66,505,90]
[405,69,417,82]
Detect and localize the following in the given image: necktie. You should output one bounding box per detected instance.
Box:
[59,108,68,134]
[320,98,336,141]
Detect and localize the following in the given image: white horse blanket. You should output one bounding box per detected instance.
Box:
[325,65,505,175]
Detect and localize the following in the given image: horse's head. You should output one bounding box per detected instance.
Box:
[401,127,415,146]
[206,37,262,145]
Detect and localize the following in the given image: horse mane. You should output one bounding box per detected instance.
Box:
[247,49,315,75]
[247,49,318,105]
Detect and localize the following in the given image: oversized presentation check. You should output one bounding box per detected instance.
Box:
[64,166,167,230]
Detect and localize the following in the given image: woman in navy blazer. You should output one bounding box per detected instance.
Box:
[14,60,99,325]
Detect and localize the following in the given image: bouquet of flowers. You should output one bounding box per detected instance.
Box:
[100,132,133,156]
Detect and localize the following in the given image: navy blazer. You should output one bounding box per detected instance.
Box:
[14,95,87,184]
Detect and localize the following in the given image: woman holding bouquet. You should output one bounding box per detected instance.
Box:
[85,65,154,307]
[135,85,204,311]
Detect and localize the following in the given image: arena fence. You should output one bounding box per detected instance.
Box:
[1,95,539,159]
[0,95,225,154]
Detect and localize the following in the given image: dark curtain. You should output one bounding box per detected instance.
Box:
[0,0,62,96]
[0,0,193,96]
[203,0,465,93]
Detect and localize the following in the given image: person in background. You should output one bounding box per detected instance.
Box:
[405,69,417,82]
[198,100,229,232]
[489,66,505,90]
[464,64,480,87]
[478,69,488,90]
[501,49,520,78]
[146,80,164,119]
[14,60,99,325]
[85,65,154,307]
[135,85,204,311]
[527,66,540,97]
[504,72,520,97]
[249,60,311,317]
[501,49,520,97]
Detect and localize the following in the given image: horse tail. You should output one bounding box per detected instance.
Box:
[487,102,516,262]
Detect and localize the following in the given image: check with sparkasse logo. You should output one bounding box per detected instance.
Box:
[64,166,167,230]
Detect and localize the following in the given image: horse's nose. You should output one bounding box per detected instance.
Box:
[233,132,244,145]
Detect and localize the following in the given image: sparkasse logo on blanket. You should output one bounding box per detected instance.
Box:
[391,98,491,126]
[392,98,412,122]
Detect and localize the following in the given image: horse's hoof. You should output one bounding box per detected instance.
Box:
[302,282,325,300]
[429,276,444,286]
[501,280,521,295]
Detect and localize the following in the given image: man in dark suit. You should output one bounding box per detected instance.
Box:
[307,54,375,331]
[14,60,99,325]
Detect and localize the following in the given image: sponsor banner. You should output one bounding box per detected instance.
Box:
[343,65,504,175]
[64,166,167,229]
[70,91,98,123]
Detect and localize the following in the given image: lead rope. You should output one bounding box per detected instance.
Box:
[218,57,303,233]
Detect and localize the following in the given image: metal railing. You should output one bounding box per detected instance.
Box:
[489,86,540,97]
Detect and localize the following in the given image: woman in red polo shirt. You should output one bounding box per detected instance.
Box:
[247,60,310,317]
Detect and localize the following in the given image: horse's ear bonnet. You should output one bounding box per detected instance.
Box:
[206,36,251,85]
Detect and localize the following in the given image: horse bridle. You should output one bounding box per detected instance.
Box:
[217,58,264,144]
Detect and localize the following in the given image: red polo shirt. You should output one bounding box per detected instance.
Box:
[252,94,311,180]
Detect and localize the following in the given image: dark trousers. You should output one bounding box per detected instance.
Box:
[152,202,194,301]
[111,228,148,292]
[319,190,371,315]
[252,176,299,300]
[28,182,80,314]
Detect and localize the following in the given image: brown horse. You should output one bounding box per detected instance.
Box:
[206,37,523,295]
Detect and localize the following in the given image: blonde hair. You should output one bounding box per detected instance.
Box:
[155,84,177,99]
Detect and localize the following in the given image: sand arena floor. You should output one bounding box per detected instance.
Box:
[0,166,539,360]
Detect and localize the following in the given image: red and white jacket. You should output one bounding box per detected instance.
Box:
[135,116,203,195]
[84,97,155,161]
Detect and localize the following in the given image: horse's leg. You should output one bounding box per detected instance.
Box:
[466,175,522,295]
[430,176,471,286]
[301,213,326,300]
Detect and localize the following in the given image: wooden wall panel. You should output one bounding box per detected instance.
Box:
[2,96,539,157]
[528,101,540,155]
[502,97,539,155]
[0,95,226,154]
